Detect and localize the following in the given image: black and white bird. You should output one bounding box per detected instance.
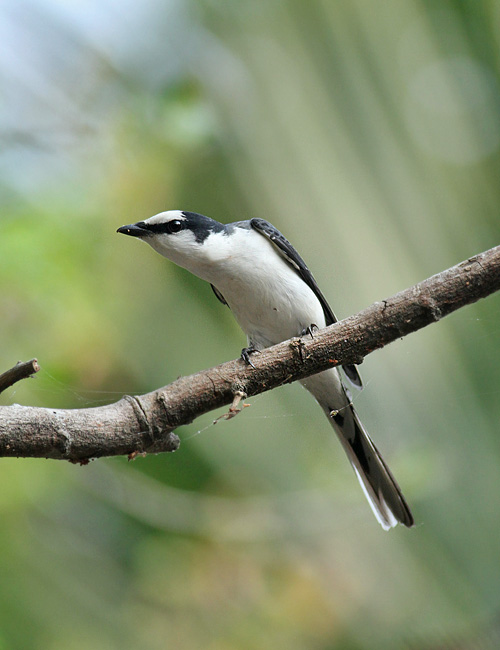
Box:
[117,210,414,530]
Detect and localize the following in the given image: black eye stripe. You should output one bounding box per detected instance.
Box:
[143,220,184,234]
[138,212,227,243]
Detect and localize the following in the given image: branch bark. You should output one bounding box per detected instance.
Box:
[1,246,499,462]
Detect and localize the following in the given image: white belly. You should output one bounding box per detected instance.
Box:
[230,278,325,348]
[212,237,326,349]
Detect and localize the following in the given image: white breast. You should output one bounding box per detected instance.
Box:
[201,228,327,349]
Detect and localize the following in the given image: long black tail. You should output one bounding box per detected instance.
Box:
[301,369,414,529]
[328,401,414,530]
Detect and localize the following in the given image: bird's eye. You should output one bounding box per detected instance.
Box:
[168,219,183,234]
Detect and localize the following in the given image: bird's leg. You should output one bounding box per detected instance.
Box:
[301,324,318,339]
[241,345,260,369]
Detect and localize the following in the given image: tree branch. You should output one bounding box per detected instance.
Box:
[1,246,499,462]
[0,359,40,394]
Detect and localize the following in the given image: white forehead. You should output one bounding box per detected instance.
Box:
[145,210,186,225]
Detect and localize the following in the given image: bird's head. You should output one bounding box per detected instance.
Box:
[117,210,227,278]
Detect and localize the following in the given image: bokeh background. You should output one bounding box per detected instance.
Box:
[1,1,500,648]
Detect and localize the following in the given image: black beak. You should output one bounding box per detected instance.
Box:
[117,222,150,237]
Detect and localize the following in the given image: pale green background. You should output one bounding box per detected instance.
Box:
[1,1,500,648]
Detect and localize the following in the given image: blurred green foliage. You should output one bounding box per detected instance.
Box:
[1,0,500,648]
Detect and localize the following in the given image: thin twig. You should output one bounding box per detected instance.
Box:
[213,391,249,423]
[0,359,40,395]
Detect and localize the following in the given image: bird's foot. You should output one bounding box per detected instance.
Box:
[301,324,318,338]
[241,346,260,369]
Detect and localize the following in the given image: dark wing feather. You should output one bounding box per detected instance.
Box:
[211,284,228,306]
[250,218,362,388]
